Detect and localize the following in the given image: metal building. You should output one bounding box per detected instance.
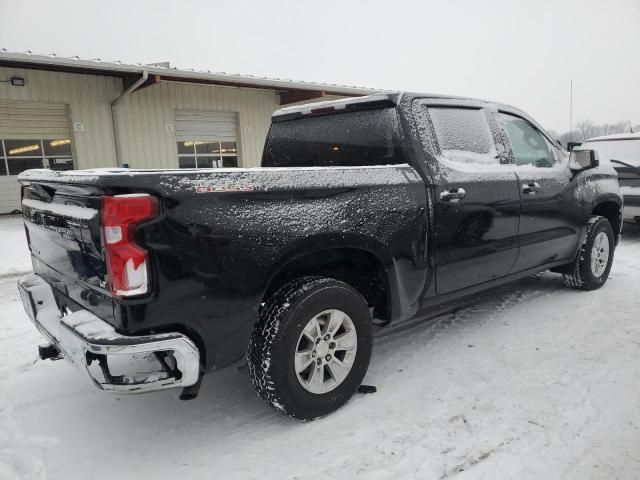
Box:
[0,49,373,213]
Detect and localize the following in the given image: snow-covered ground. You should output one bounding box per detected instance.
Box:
[1,214,639,480]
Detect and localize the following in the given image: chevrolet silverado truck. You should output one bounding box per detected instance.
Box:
[17,93,622,420]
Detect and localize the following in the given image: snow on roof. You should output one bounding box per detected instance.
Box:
[272,93,396,118]
[585,132,640,142]
[0,48,377,96]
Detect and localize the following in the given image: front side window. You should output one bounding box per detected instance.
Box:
[427,107,497,165]
[0,138,74,175]
[177,140,238,169]
[499,113,556,167]
[263,108,403,168]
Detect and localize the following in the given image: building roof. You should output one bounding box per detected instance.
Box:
[584,132,640,143]
[0,48,377,100]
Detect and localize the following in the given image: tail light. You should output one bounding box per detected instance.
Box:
[102,194,159,298]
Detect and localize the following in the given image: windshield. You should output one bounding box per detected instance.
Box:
[262,108,404,167]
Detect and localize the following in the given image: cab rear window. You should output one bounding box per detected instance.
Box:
[262,108,404,167]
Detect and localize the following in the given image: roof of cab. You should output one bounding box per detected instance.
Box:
[273,91,534,120]
[271,92,555,144]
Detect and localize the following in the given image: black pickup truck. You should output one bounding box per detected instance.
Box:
[17,93,622,420]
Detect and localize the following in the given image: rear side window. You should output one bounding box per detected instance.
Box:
[426,107,497,165]
[262,108,403,167]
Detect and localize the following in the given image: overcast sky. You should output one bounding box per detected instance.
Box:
[0,0,638,132]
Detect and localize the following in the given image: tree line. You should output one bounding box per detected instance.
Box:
[548,120,639,148]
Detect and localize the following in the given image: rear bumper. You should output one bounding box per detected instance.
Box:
[17,274,200,393]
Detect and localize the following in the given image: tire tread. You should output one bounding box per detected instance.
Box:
[563,215,613,290]
[248,277,366,419]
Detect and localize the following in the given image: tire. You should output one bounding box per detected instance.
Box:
[563,215,615,290]
[248,277,372,420]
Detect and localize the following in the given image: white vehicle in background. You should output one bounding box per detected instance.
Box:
[583,133,640,224]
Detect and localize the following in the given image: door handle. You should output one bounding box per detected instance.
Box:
[522,182,540,194]
[440,187,466,202]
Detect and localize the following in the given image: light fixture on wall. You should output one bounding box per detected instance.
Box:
[10,77,26,87]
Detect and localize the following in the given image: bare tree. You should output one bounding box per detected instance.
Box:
[551,120,637,148]
[612,121,628,134]
[577,120,596,141]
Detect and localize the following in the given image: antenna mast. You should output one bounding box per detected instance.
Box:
[569,78,573,143]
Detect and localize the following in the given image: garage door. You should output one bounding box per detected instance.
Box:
[0,101,73,214]
[175,110,239,169]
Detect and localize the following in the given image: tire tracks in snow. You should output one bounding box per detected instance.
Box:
[376,273,560,345]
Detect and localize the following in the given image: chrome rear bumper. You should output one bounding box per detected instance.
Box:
[18,274,200,393]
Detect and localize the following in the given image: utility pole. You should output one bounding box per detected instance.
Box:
[569,78,573,143]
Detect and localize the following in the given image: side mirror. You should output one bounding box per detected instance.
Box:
[569,149,599,171]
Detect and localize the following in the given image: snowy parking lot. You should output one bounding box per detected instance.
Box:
[1,214,639,480]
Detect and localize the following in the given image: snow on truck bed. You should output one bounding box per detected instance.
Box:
[18,164,412,179]
[17,165,420,196]
[1,217,640,479]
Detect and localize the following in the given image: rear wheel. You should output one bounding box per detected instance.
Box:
[248,277,372,420]
[563,216,615,290]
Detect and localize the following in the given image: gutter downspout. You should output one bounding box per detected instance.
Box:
[110,71,148,167]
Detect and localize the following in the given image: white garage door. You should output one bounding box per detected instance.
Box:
[175,110,239,169]
[0,101,73,214]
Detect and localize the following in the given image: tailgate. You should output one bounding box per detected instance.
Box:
[21,181,115,324]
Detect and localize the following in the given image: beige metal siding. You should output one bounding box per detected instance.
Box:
[116,82,280,168]
[0,66,120,169]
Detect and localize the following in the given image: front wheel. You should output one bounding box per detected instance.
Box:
[248,277,372,420]
[563,215,615,290]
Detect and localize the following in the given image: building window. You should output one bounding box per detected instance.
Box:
[177,140,238,169]
[0,138,74,176]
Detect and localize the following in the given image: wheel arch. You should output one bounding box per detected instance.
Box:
[591,197,623,244]
[262,240,394,322]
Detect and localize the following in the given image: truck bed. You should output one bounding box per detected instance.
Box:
[19,164,426,370]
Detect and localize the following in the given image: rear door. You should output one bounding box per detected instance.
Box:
[175,110,239,168]
[0,101,74,213]
[417,101,521,294]
[498,112,582,271]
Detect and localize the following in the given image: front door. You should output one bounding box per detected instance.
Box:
[422,104,521,294]
[498,112,582,272]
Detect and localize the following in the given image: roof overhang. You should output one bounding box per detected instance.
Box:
[0,50,377,104]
